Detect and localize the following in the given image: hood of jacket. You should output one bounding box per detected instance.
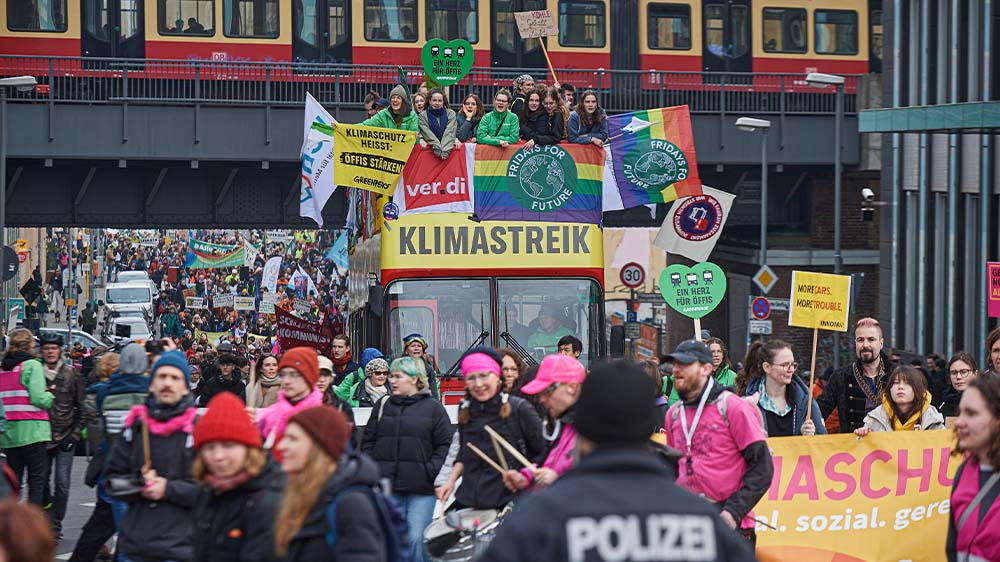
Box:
[389,386,433,406]
[360,347,384,368]
[294,452,381,539]
[1,352,36,371]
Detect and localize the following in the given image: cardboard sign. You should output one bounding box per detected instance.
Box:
[185,296,204,309]
[234,296,256,311]
[788,271,852,331]
[213,293,235,309]
[657,262,727,319]
[989,262,1000,318]
[259,300,275,314]
[421,39,474,86]
[514,10,557,38]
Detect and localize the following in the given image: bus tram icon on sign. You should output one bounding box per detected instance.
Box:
[670,272,682,287]
[703,270,714,284]
[686,273,698,286]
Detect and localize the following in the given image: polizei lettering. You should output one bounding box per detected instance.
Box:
[397,225,591,255]
[565,514,717,562]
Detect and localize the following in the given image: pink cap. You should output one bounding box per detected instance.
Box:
[520,354,586,395]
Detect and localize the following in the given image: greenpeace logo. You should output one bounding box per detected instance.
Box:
[566,513,717,562]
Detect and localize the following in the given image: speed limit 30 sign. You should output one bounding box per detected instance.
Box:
[620,262,646,288]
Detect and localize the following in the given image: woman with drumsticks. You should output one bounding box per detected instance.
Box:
[501,354,586,493]
[435,347,545,510]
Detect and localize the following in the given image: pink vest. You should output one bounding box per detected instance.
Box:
[0,364,49,422]
[952,458,1000,562]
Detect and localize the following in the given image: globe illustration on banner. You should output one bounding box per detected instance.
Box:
[507,145,577,212]
[633,151,676,187]
[520,155,566,200]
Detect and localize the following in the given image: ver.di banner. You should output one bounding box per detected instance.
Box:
[754,431,962,562]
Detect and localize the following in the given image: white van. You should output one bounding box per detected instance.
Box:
[102,281,155,319]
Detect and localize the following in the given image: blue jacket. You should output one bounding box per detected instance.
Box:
[744,375,827,437]
[93,372,151,411]
[568,110,609,144]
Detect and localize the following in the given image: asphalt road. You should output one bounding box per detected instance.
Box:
[54,459,106,559]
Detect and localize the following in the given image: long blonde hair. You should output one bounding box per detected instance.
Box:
[274,445,338,555]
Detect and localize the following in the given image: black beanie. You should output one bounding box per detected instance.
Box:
[575,360,656,446]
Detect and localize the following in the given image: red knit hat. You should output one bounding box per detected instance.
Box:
[278,347,320,388]
[193,392,262,449]
[288,406,351,460]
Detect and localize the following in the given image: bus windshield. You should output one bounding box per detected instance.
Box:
[497,278,603,366]
[386,279,493,373]
[106,287,151,304]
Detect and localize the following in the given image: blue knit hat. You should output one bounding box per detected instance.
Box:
[152,350,192,384]
[360,347,385,368]
[402,333,428,351]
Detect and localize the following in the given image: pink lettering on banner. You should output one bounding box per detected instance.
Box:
[399,146,472,212]
[824,452,858,501]
[859,450,892,499]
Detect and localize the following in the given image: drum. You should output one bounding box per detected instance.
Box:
[424,507,507,561]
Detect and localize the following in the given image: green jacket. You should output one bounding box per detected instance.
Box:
[362,108,419,133]
[333,368,365,407]
[476,109,520,145]
[0,358,54,448]
[526,327,575,356]
[662,365,739,406]
[418,109,459,159]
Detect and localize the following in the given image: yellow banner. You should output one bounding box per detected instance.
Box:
[755,431,961,562]
[333,123,417,196]
[195,330,270,348]
[788,270,852,331]
[381,212,603,271]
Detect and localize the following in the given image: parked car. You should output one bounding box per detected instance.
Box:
[35,328,104,352]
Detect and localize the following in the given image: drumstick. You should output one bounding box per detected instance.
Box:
[465,443,506,475]
[484,425,537,472]
[488,432,509,472]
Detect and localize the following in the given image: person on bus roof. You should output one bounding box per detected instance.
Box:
[477,89,520,147]
[418,88,460,160]
[361,84,418,133]
[568,90,609,147]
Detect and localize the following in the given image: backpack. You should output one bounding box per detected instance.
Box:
[325,484,411,562]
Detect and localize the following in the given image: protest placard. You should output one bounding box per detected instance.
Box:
[234,296,256,311]
[513,10,557,37]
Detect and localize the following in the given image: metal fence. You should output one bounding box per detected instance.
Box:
[0,56,860,115]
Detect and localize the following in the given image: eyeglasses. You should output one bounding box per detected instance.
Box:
[372,371,389,376]
[949,369,974,378]
[541,382,561,396]
[772,362,798,371]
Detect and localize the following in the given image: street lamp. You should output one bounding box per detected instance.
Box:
[806,72,845,368]
[0,75,38,325]
[736,117,771,267]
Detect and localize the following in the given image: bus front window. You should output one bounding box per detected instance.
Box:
[386,279,493,373]
[497,278,602,366]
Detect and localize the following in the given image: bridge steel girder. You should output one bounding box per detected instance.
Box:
[4,160,347,228]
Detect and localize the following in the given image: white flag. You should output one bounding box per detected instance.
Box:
[242,239,259,268]
[262,256,282,294]
[300,93,338,227]
[653,186,736,262]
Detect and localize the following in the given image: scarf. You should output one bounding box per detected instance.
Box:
[364,378,389,403]
[258,373,281,387]
[205,471,253,494]
[427,107,448,140]
[43,360,63,383]
[853,357,886,406]
[332,350,353,368]
[883,390,933,431]
[125,393,198,436]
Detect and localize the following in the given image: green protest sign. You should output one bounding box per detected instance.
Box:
[658,262,726,319]
[421,39,474,86]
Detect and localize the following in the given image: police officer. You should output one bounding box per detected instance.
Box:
[480,360,755,562]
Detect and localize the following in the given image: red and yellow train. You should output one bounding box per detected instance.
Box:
[3,0,882,75]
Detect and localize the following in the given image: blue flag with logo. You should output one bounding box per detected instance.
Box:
[327,230,349,272]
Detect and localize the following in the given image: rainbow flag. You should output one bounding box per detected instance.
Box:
[608,105,703,208]
[473,143,604,224]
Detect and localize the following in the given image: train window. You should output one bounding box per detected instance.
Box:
[493,0,543,54]
[704,4,749,59]
[7,0,67,32]
[558,1,605,48]
[329,0,348,46]
[647,3,691,50]
[364,0,418,41]
[426,0,478,43]
[158,0,214,36]
[762,8,806,53]
[871,10,883,61]
[224,0,279,38]
[815,10,858,55]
